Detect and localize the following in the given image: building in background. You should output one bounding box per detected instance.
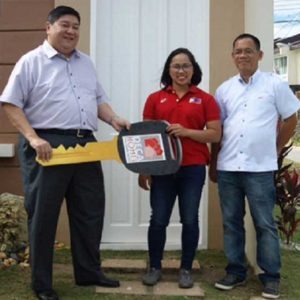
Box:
[274,0,300,90]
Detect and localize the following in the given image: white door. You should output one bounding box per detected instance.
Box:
[90,0,210,249]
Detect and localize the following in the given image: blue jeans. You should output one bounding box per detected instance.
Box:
[148,165,206,270]
[217,171,281,283]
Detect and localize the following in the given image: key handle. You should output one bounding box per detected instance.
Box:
[118,121,182,175]
[36,120,182,176]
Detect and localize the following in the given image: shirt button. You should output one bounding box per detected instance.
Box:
[240,134,243,138]
[81,109,84,112]
[176,99,179,102]
[83,122,86,125]
[78,97,80,99]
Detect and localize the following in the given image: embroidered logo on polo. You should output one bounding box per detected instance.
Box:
[160,98,167,103]
[189,97,202,104]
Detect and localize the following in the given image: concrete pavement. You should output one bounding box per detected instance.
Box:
[96,258,204,297]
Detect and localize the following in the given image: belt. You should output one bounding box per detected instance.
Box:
[35,128,93,138]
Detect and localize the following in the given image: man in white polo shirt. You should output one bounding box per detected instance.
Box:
[209,33,300,299]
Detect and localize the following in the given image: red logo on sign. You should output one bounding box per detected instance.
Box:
[144,138,163,156]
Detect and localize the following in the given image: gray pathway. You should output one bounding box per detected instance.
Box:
[96,259,204,297]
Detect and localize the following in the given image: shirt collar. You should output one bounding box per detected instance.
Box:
[237,69,261,85]
[165,85,198,94]
[42,40,80,59]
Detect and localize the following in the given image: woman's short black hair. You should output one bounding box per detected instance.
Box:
[160,48,202,89]
[47,5,81,24]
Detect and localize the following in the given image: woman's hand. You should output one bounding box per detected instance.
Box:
[167,123,189,137]
[138,174,152,190]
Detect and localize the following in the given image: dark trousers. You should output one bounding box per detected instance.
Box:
[148,165,206,270]
[19,133,105,292]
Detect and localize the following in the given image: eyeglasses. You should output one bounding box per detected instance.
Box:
[233,48,257,56]
[170,63,193,72]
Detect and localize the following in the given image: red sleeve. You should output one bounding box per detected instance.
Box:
[204,94,221,122]
[143,93,157,120]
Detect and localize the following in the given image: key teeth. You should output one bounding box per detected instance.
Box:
[56,145,67,151]
[37,140,119,166]
[54,144,86,153]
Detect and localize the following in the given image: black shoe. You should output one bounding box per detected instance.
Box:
[215,274,246,290]
[35,289,59,300]
[262,281,280,299]
[77,274,120,288]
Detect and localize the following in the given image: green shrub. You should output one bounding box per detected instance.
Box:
[275,144,300,244]
[0,193,28,264]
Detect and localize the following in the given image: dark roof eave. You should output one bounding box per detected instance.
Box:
[274,33,300,45]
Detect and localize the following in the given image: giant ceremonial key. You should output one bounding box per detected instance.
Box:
[36,121,182,175]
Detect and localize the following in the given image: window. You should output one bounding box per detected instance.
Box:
[274,56,288,81]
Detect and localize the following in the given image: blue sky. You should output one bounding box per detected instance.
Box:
[274,0,300,39]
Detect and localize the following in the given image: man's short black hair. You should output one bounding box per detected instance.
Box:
[233,33,261,51]
[47,5,81,24]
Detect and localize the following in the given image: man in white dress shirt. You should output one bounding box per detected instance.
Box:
[209,33,300,299]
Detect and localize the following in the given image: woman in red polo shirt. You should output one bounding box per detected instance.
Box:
[139,48,221,288]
